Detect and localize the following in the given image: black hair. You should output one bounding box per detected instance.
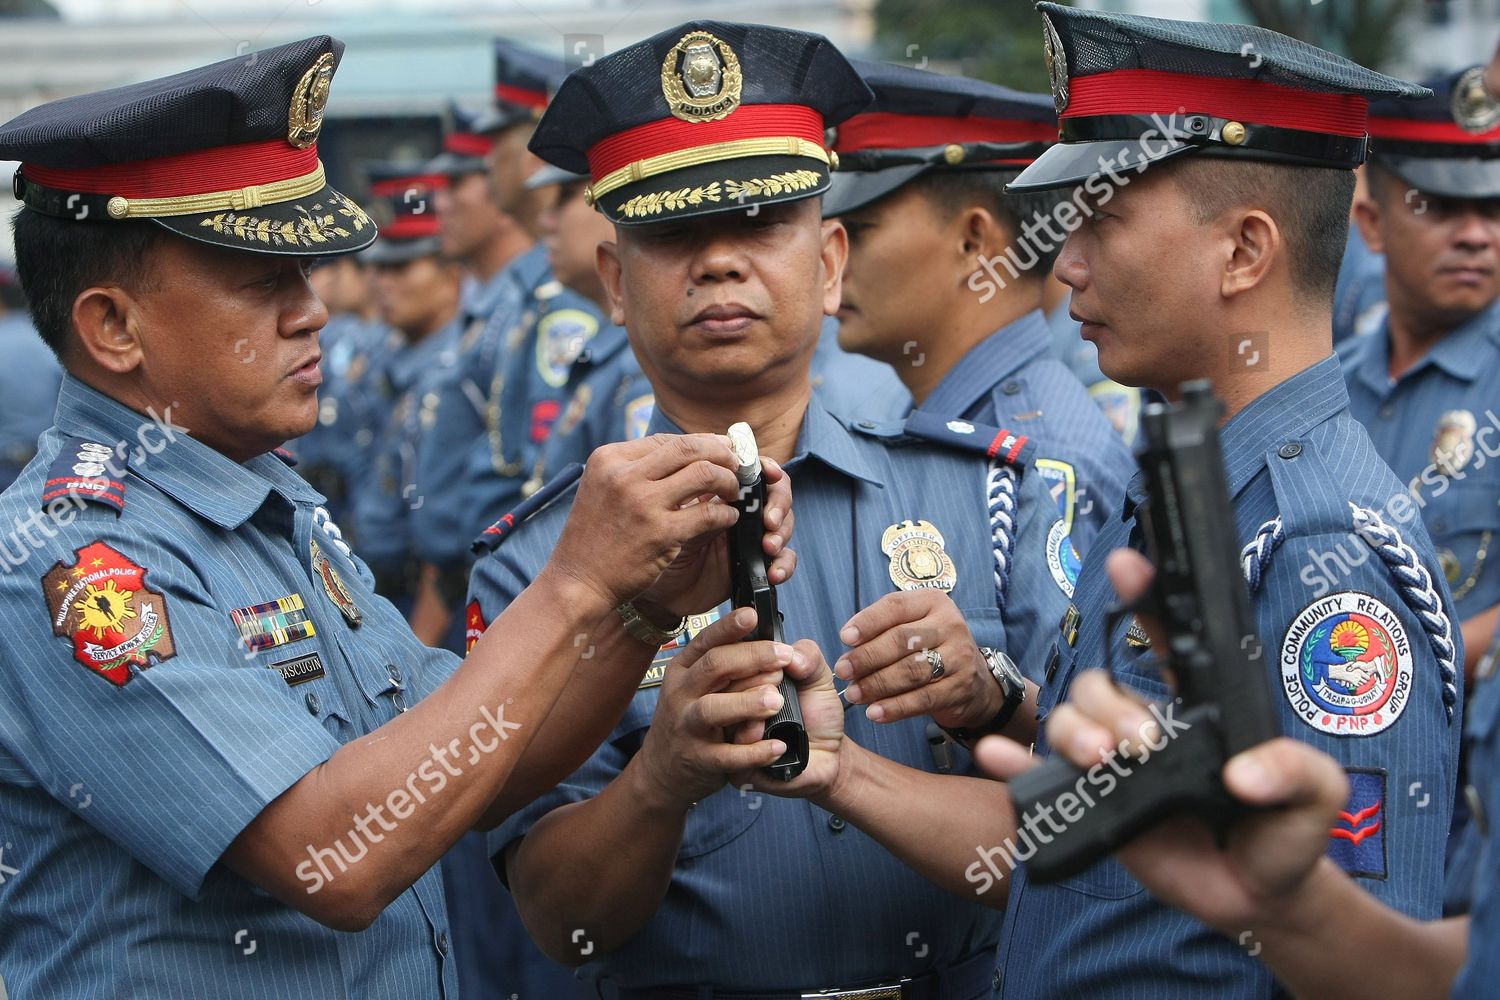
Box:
[9,209,164,362]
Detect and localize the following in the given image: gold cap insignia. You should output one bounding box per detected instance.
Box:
[1042,14,1069,115]
[1452,66,1500,134]
[662,31,743,123]
[288,52,335,149]
[881,520,957,593]
[1431,409,1477,478]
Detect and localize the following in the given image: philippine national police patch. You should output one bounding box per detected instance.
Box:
[1328,767,1387,879]
[882,520,957,593]
[41,541,176,686]
[1281,592,1414,737]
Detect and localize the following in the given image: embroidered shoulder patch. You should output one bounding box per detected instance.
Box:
[1036,458,1082,598]
[465,599,487,655]
[1328,767,1386,879]
[1280,592,1414,737]
[41,541,175,686]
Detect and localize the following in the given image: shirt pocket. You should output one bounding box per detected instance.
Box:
[1425,480,1500,600]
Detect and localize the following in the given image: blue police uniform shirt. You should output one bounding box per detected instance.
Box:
[920,309,1136,589]
[998,357,1463,999]
[458,282,605,535]
[0,376,462,1000]
[1333,224,1388,345]
[350,315,463,584]
[414,246,552,571]
[1044,301,1145,448]
[0,311,61,490]
[1453,669,1500,995]
[469,396,1064,991]
[1340,298,1500,623]
[525,316,640,489]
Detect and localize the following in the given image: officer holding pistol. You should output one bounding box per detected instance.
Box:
[466,21,1071,997]
[0,38,794,999]
[706,7,1465,999]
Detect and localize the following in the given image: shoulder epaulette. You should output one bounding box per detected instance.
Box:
[901,409,1036,467]
[42,438,128,515]
[471,462,584,554]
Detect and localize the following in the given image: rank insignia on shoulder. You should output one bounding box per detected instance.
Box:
[1281,592,1413,738]
[41,540,176,686]
[43,440,127,515]
[882,520,958,593]
[230,593,315,653]
[902,409,1034,467]
[1328,767,1386,879]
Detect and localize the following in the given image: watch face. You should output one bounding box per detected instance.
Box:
[984,647,1024,694]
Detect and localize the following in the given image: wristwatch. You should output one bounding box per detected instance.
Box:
[941,646,1027,749]
[614,598,687,647]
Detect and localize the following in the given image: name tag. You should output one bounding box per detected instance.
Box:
[270,651,325,687]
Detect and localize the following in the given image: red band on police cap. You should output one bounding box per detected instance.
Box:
[496,82,548,110]
[1064,69,1368,138]
[383,214,442,239]
[835,112,1058,153]
[1368,116,1500,145]
[369,173,449,198]
[23,139,319,199]
[586,104,826,181]
[445,132,494,156]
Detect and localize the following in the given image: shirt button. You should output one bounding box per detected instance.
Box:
[858,421,877,430]
[304,691,320,716]
[1379,405,1395,420]
[1277,442,1302,460]
[436,931,450,956]
[386,663,403,684]
[827,814,846,832]
[1002,379,1022,395]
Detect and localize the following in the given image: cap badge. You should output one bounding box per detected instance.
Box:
[1042,14,1069,115]
[1452,66,1500,134]
[662,31,742,123]
[288,52,335,148]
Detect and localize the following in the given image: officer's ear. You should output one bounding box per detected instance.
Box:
[1351,189,1385,255]
[595,238,626,327]
[819,217,848,318]
[72,284,145,375]
[957,204,1003,268]
[1220,207,1282,301]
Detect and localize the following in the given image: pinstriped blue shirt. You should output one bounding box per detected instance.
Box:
[1339,300,1500,621]
[999,357,1462,998]
[921,309,1136,575]
[469,395,1063,992]
[0,377,461,1000]
[415,246,553,567]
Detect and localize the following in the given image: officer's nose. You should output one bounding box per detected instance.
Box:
[1053,233,1088,292]
[287,262,331,337]
[1452,204,1500,254]
[690,231,749,284]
